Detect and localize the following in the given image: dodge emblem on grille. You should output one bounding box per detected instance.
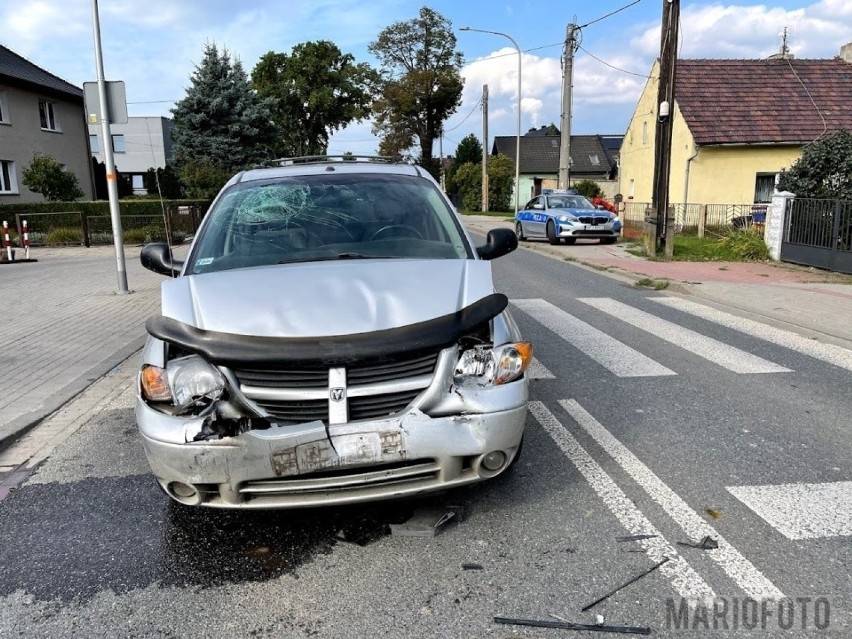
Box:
[330,387,346,402]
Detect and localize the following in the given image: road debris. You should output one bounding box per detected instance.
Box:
[389,504,464,537]
[596,614,605,626]
[461,563,484,570]
[705,508,722,519]
[581,557,671,612]
[495,616,651,635]
[677,535,719,550]
[615,534,658,542]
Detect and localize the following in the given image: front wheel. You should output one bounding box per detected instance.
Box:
[546,220,561,245]
[515,221,526,241]
[601,237,617,245]
[564,237,576,245]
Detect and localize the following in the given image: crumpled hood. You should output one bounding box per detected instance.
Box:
[160,259,496,337]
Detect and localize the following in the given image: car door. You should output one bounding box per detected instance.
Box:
[524,196,546,237]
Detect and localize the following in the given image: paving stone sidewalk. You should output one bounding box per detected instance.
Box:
[0,244,185,449]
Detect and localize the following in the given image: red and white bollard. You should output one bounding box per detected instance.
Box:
[2,221,12,261]
[22,219,30,259]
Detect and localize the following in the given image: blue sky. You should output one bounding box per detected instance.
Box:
[3,0,851,157]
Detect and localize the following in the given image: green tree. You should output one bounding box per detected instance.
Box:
[446,133,482,194]
[369,7,464,175]
[574,179,603,199]
[144,163,183,199]
[252,41,375,157]
[21,152,84,201]
[171,43,278,182]
[777,130,852,199]
[178,161,232,200]
[453,161,482,211]
[488,154,515,211]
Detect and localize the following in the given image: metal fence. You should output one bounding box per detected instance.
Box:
[780,198,852,274]
[9,205,205,247]
[620,202,769,233]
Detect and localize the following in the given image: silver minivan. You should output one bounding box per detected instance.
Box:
[137,156,530,509]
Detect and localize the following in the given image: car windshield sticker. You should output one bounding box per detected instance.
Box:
[195,257,214,267]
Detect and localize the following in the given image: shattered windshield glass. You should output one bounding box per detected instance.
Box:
[188,173,473,274]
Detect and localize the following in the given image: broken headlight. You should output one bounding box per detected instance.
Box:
[454,342,532,387]
[141,355,226,413]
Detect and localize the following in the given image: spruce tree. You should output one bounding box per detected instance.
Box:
[171,43,278,177]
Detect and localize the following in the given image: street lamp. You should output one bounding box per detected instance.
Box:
[460,27,522,214]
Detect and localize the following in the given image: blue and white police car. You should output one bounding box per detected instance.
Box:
[515,189,622,245]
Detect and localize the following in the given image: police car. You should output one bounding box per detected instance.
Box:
[515,189,622,245]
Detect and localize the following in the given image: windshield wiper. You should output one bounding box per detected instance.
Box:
[278,253,396,264]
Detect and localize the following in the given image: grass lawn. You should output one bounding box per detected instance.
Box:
[626,232,768,262]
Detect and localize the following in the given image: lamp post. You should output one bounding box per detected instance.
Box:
[460,27,522,214]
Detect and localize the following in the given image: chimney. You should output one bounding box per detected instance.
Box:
[841,42,852,64]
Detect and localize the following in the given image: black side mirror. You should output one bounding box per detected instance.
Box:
[141,243,184,277]
[476,228,518,260]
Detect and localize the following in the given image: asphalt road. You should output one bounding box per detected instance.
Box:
[1,242,850,638]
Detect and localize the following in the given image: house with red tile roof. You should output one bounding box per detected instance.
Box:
[618,42,852,207]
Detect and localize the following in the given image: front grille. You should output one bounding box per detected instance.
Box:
[577,216,611,225]
[349,389,423,420]
[239,459,440,497]
[232,350,441,425]
[253,398,328,423]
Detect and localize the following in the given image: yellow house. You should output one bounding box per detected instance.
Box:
[619,46,852,209]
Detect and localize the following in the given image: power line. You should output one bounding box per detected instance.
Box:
[577,44,652,79]
[578,0,645,29]
[444,97,482,132]
[462,42,561,66]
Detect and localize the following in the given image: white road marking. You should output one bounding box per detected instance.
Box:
[528,358,555,379]
[579,298,791,374]
[727,481,852,539]
[560,399,785,601]
[651,297,852,372]
[512,299,676,377]
[528,401,715,603]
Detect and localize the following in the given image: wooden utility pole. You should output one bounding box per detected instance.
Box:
[558,23,577,189]
[481,84,489,212]
[651,0,680,256]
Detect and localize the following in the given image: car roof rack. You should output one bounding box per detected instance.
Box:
[257,155,412,168]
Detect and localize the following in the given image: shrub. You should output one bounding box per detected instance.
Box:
[719,229,770,261]
[45,227,83,245]
[574,179,603,199]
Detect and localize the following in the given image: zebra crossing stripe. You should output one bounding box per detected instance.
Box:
[560,399,785,601]
[651,297,852,372]
[512,299,676,377]
[528,401,715,603]
[527,358,555,379]
[579,298,791,374]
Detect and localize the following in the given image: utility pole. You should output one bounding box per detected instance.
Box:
[481,84,489,212]
[651,0,680,256]
[558,23,576,189]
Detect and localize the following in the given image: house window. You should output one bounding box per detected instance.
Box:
[131,174,144,191]
[39,99,59,131]
[112,134,125,153]
[589,154,600,166]
[754,173,776,203]
[642,122,648,145]
[0,92,9,124]
[0,160,17,193]
[89,134,99,153]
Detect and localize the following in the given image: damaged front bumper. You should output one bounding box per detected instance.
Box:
[136,383,527,509]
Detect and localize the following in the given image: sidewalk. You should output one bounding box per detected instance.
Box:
[0,244,186,451]
[463,214,852,345]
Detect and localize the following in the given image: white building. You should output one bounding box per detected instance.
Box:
[88,116,173,193]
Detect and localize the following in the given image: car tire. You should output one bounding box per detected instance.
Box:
[601,237,617,245]
[515,221,526,241]
[564,237,576,245]
[546,220,560,245]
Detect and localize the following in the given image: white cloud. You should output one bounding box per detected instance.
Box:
[2,0,88,45]
[632,1,852,59]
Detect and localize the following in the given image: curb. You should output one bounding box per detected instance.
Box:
[0,336,145,455]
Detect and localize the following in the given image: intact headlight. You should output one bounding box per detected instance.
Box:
[141,355,226,412]
[454,342,533,387]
